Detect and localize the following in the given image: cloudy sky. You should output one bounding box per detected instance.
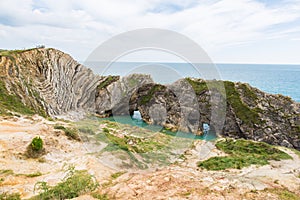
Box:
[1,0,300,64]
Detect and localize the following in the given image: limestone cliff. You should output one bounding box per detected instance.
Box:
[0,48,299,150]
[0,48,101,117]
[128,78,300,150]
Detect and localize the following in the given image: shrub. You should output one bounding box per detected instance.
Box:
[54,125,81,141]
[0,192,21,200]
[64,128,81,141]
[31,137,43,151]
[53,125,66,130]
[110,171,126,179]
[32,166,98,199]
[198,139,292,170]
[26,137,45,158]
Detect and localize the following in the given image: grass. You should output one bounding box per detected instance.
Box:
[91,193,109,200]
[21,172,42,178]
[78,127,95,135]
[198,139,292,170]
[0,169,42,178]
[76,118,194,168]
[291,148,300,158]
[237,83,258,102]
[264,188,300,200]
[0,48,44,63]
[31,167,98,200]
[97,75,119,90]
[0,79,35,116]
[103,131,166,154]
[54,124,67,130]
[64,128,81,141]
[185,78,262,126]
[224,81,261,126]
[110,171,126,179]
[139,84,166,105]
[0,169,14,175]
[54,125,81,141]
[0,192,21,200]
[185,78,208,95]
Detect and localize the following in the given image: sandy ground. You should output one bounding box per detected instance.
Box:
[0,116,299,199]
[0,115,114,199]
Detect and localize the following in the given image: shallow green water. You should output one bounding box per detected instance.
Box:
[95,115,217,141]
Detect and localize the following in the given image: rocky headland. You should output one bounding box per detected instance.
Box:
[0,47,300,199]
[0,47,298,150]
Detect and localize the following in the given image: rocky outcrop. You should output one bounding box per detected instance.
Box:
[129,83,182,132]
[0,48,102,117]
[128,78,300,150]
[0,48,299,150]
[95,74,153,117]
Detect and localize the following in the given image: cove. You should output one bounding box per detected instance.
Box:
[95,114,217,141]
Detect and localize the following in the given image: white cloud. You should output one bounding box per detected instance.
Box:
[0,0,300,63]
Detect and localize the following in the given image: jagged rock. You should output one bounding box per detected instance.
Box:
[127,77,300,150]
[0,48,299,150]
[0,48,101,117]
[95,74,153,117]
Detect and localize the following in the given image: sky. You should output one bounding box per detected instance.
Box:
[1,0,300,64]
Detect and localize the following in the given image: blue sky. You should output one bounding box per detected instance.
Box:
[1,0,300,64]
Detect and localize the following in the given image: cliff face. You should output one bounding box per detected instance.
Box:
[0,48,299,150]
[95,74,153,117]
[0,48,101,117]
[128,78,300,150]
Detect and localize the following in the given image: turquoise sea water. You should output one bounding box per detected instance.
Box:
[90,62,300,102]
[96,116,217,141]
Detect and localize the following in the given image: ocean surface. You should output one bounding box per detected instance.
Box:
[88,62,300,102]
[95,116,217,141]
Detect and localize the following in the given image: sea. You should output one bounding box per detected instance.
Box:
[89,62,300,102]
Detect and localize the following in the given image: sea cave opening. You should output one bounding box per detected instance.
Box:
[202,123,210,134]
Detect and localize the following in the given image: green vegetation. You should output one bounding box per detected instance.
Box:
[0,48,42,64]
[91,193,109,200]
[0,48,41,56]
[97,76,119,91]
[21,171,42,178]
[78,127,95,135]
[264,188,300,200]
[198,139,292,170]
[185,78,262,126]
[0,80,35,116]
[110,171,126,179]
[31,166,98,200]
[0,169,42,179]
[0,169,14,175]
[0,192,21,200]
[64,128,81,141]
[140,84,165,105]
[76,118,193,168]
[185,78,208,95]
[54,124,66,130]
[103,131,166,154]
[128,78,138,87]
[54,125,81,141]
[237,83,258,101]
[224,81,262,126]
[31,137,43,151]
[291,148,300,158]
[26,137,45,158]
